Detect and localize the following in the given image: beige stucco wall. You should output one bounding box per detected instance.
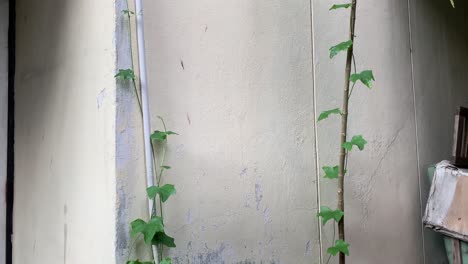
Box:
[146,0,320,263]
[113,0,468,264]
[10,0,468,263]
[13,0,117,263]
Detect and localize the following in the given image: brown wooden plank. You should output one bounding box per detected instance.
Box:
[454,107,468,167]
[424,163,468,241]
[452,238,462,264]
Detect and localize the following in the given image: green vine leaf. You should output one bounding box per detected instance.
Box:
[150,130,167,141]
[330,3,352,10]
[147,184,176,202]
[317,206,344,225]
[330,40,353,59]
[130,219,146,236]
[342,142,353,151]
[161,165,171,170]
[342,135,367,151]
[350,70,375,88]
[160,258,172,264]
[152,232,176,248]
[327,240,350,256]
[318,108,341,121]
[127,260,153,264]
[150,130,179,141]
[115,69,136,81]
[323,166,339,179]
[122,9,135,15]
[130,217,164,244]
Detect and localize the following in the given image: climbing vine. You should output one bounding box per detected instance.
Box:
[317,1,374,263]
[115,4,178,264]
[115,1,381,264]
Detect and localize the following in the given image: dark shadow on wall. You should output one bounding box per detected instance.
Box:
[6,0,15,262]
[411,0,468,263]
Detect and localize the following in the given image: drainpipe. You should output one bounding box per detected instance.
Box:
[134,0,159,262]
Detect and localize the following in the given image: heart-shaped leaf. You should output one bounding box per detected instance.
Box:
[147,184,176,202]
[150,130,178,141]
[327,240,350,256]
[318,108,341,121]
[323,166,339,179]
[317,206,344,225]
[130,217,164,245]
[115,69,136,81]
[342,135,367,151]
[330,3,352,10]
[350,70,375,89]
[152,232,176,248]
[330,40,353,59]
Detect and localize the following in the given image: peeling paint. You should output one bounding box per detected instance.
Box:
[186,209,193,224]
[255,183,263,211]
[305,240,311,255]
[187,113,192,125]
[240,167,248,177]
[97,88,107,109]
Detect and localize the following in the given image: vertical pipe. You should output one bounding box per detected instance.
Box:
[134,0,159,262]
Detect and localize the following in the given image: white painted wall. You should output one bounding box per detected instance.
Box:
[10,0,467,263]
[0,0,8,262]
[314,0,424,263]
[114,0,468,263]
[13,0,117,263]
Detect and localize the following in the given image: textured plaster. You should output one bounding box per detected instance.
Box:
[112,0,468,263]
[7,0,463,263]
[128,0,322,263]
[313,0,424,263]
[11,0,468,262]
[13,0,117,263]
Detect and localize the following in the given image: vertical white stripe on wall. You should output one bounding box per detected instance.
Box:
[308,0,324,263]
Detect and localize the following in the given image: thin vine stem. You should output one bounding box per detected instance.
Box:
[348,54,358,99]
[154,116,169,262]
[338,1,357,263]
[124,0,143,116]
[325,224,337,264]
[123,2,158,263]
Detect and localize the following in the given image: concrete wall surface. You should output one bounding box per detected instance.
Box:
[10,0,468,263]
[13,0,117,263]
[113,0,468,263]
[410,0,468,262]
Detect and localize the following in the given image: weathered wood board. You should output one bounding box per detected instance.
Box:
[424,161,468,242]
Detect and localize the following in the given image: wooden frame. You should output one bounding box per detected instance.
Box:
[453,107,468,168]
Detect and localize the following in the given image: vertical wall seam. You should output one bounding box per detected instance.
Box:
[406,0,426,263]
[6,0,15,262]
[308,0,323,262]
